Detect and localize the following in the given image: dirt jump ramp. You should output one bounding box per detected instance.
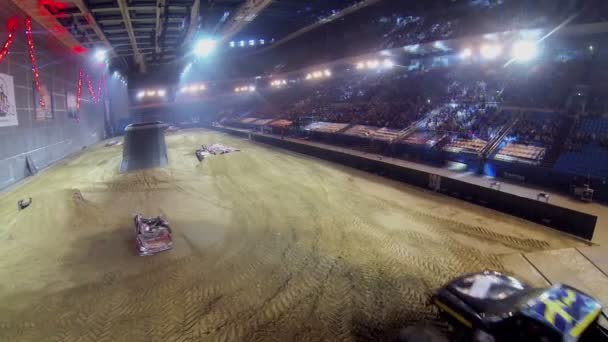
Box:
[120,122,168,172]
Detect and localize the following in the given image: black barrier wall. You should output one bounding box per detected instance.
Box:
[216,127,597,240]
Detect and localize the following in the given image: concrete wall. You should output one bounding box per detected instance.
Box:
[0,2,129,189]
[107,72,131,135]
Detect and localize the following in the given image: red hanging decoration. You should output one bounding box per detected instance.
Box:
[103,73,108,100]
[77,68,83,111]
[85,73,96,102]
[96,77,102,103]
[25,17,46,109]
[0,17,18,65]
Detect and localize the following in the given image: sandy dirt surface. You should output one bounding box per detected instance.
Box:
[0,129,585,341]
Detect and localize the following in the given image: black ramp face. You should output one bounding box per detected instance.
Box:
[120,122,168,172]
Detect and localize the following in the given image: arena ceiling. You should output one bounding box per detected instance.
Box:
[13,0,382,74]
[15,0,605,79]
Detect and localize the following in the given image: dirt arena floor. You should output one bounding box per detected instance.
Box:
[0,129,586,341]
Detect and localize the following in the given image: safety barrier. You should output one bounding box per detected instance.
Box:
[216,126,597,241]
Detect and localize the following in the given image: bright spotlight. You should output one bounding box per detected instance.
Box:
[356,62,364,69]
[146,90,156,97]
[249,86,256,92]
[272,80,286,87]
[383,59,395,69]
[480,44,502,59]
[198,84,206,90]
[511,41,538,62]
[157,89,166,97]
[229,41,235,48]
[180,87,187,93]
[136,91,145,99]
[94,49,107,62]
[460,48,472,59]
[306,74,312,80]
[324,69,331,77]
[194,38,217,57]
[188,85,198,92]
[249,40,256,46]
[260,39,265,45]
[367,60,379,69]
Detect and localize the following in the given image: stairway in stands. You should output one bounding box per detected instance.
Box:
[481,110,521,158]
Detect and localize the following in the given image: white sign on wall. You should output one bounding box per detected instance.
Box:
[66,91,77,118]
[35,84,53,121]
[0,73,18,127]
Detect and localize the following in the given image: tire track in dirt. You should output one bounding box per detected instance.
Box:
[0,130,582,341]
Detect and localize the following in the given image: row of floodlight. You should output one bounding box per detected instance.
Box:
[136,88,166,99]
[356,59,395,70]
[136,39,550,101]
[460,40,540,62]
[305,69,332,80]
[229,39,272,48]
[271,79,288,87]
[235,86,256,93]
[179,84,207,93]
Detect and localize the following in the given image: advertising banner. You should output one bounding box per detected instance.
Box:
[0,73,18,127]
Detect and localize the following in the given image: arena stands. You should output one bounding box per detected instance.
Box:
[493,112,565,165]
[508,112,564,147]
[379,14,459,50]
[251,71,436,130]
[501,60,585,109]
[556,117,608,178]
[216,36,607,187]
[221,58,579,156]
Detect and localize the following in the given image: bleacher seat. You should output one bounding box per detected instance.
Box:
[554,117,608,178]
[555,145,608,178]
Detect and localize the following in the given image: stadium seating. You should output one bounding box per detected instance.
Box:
[554,145,608,178]
[491,111,565,165]
[554,117,608,178]
[217,48,608,180]
[578,117,608,135]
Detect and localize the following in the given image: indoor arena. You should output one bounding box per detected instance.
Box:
[2,0,608,341]
[0,130,590,340]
